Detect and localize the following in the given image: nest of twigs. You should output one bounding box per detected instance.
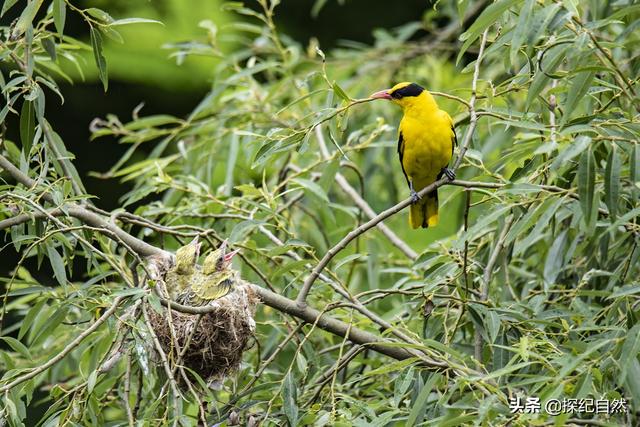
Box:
[148,281,258,382]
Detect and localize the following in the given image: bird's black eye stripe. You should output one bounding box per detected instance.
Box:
[390,83,424,99]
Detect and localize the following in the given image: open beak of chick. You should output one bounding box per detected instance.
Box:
[224,249,239,263]
[370,89,392,100]
[218,239,239,266]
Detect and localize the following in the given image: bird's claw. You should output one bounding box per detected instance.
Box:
[410,190,421,204]
[442,167,456,181]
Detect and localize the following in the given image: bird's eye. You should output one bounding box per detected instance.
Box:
[391,91,402,99]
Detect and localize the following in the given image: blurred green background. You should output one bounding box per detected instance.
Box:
[2,0,428,209]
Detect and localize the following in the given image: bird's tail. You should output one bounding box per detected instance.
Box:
[409,192,438,229]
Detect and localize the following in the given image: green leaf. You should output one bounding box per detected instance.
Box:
[0,337,32,358]
[44,122,86,194]
[544,229,567,286]
[20,100,35,155]
[527,2,562,46]
[41,37,56,61]
[625,359,640,408]
[335,253,367,270]
[282,372,298,426]
[87,370,98,394]
[577,147,596,229]
[53,0,66,35]
[291,178,329,203]
[311,0,329,18]
[32,306,68,346]
[47,245,67,286]
[365,357,421,377]
[486,310,501,345]
[510,0,534,65]
[1,0,19,17]
[493,332,510,372]
[109,17,163,27]
[332,81,351,102]
[228,220,262,243]
[560,70,596,126]
[549,136,591,172]
[252,133,304,167]
[561,0,580,17]
[406,373,440,426]
[10,0,44,38]
[619,324,640,383]
[458,0,521,64]
[604,145,621,220]
[90,27,108,91]
[18,299,46,340]
[271,259,307,282]
[224,133,239,197]
[86,8,114,24]
[471,361,534,381]
[33,86,46,124]
[393,366,415,407]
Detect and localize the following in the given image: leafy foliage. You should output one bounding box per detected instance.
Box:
[1,0,640,425]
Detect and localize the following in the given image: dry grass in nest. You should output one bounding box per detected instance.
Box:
[148,281,258,383]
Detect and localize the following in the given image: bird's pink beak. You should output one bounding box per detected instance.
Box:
[370,89,392,100]
[223,249,239,262]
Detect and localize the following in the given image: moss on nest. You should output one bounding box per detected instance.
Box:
[148,281,258,383]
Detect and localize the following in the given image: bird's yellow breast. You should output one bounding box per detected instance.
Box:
[400,110,453,188]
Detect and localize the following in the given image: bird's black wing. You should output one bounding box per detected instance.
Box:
[451,124,457,156]
[397,131,410,187]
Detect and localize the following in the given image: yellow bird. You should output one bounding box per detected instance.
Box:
[371,82,456,228]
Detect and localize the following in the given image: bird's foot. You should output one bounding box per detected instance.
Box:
[410,189,421,204]
[442,167,456,181]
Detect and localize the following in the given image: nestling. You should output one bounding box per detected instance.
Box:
[166,237,201,299]
[177,240,239,306]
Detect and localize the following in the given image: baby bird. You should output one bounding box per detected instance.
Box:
[178,240,239,306]
[166,237,201,299]
[175,237,201,275]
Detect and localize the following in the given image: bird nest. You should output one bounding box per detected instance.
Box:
[147,280,258,383]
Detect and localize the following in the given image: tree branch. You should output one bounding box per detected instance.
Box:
[0,154,451,368]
